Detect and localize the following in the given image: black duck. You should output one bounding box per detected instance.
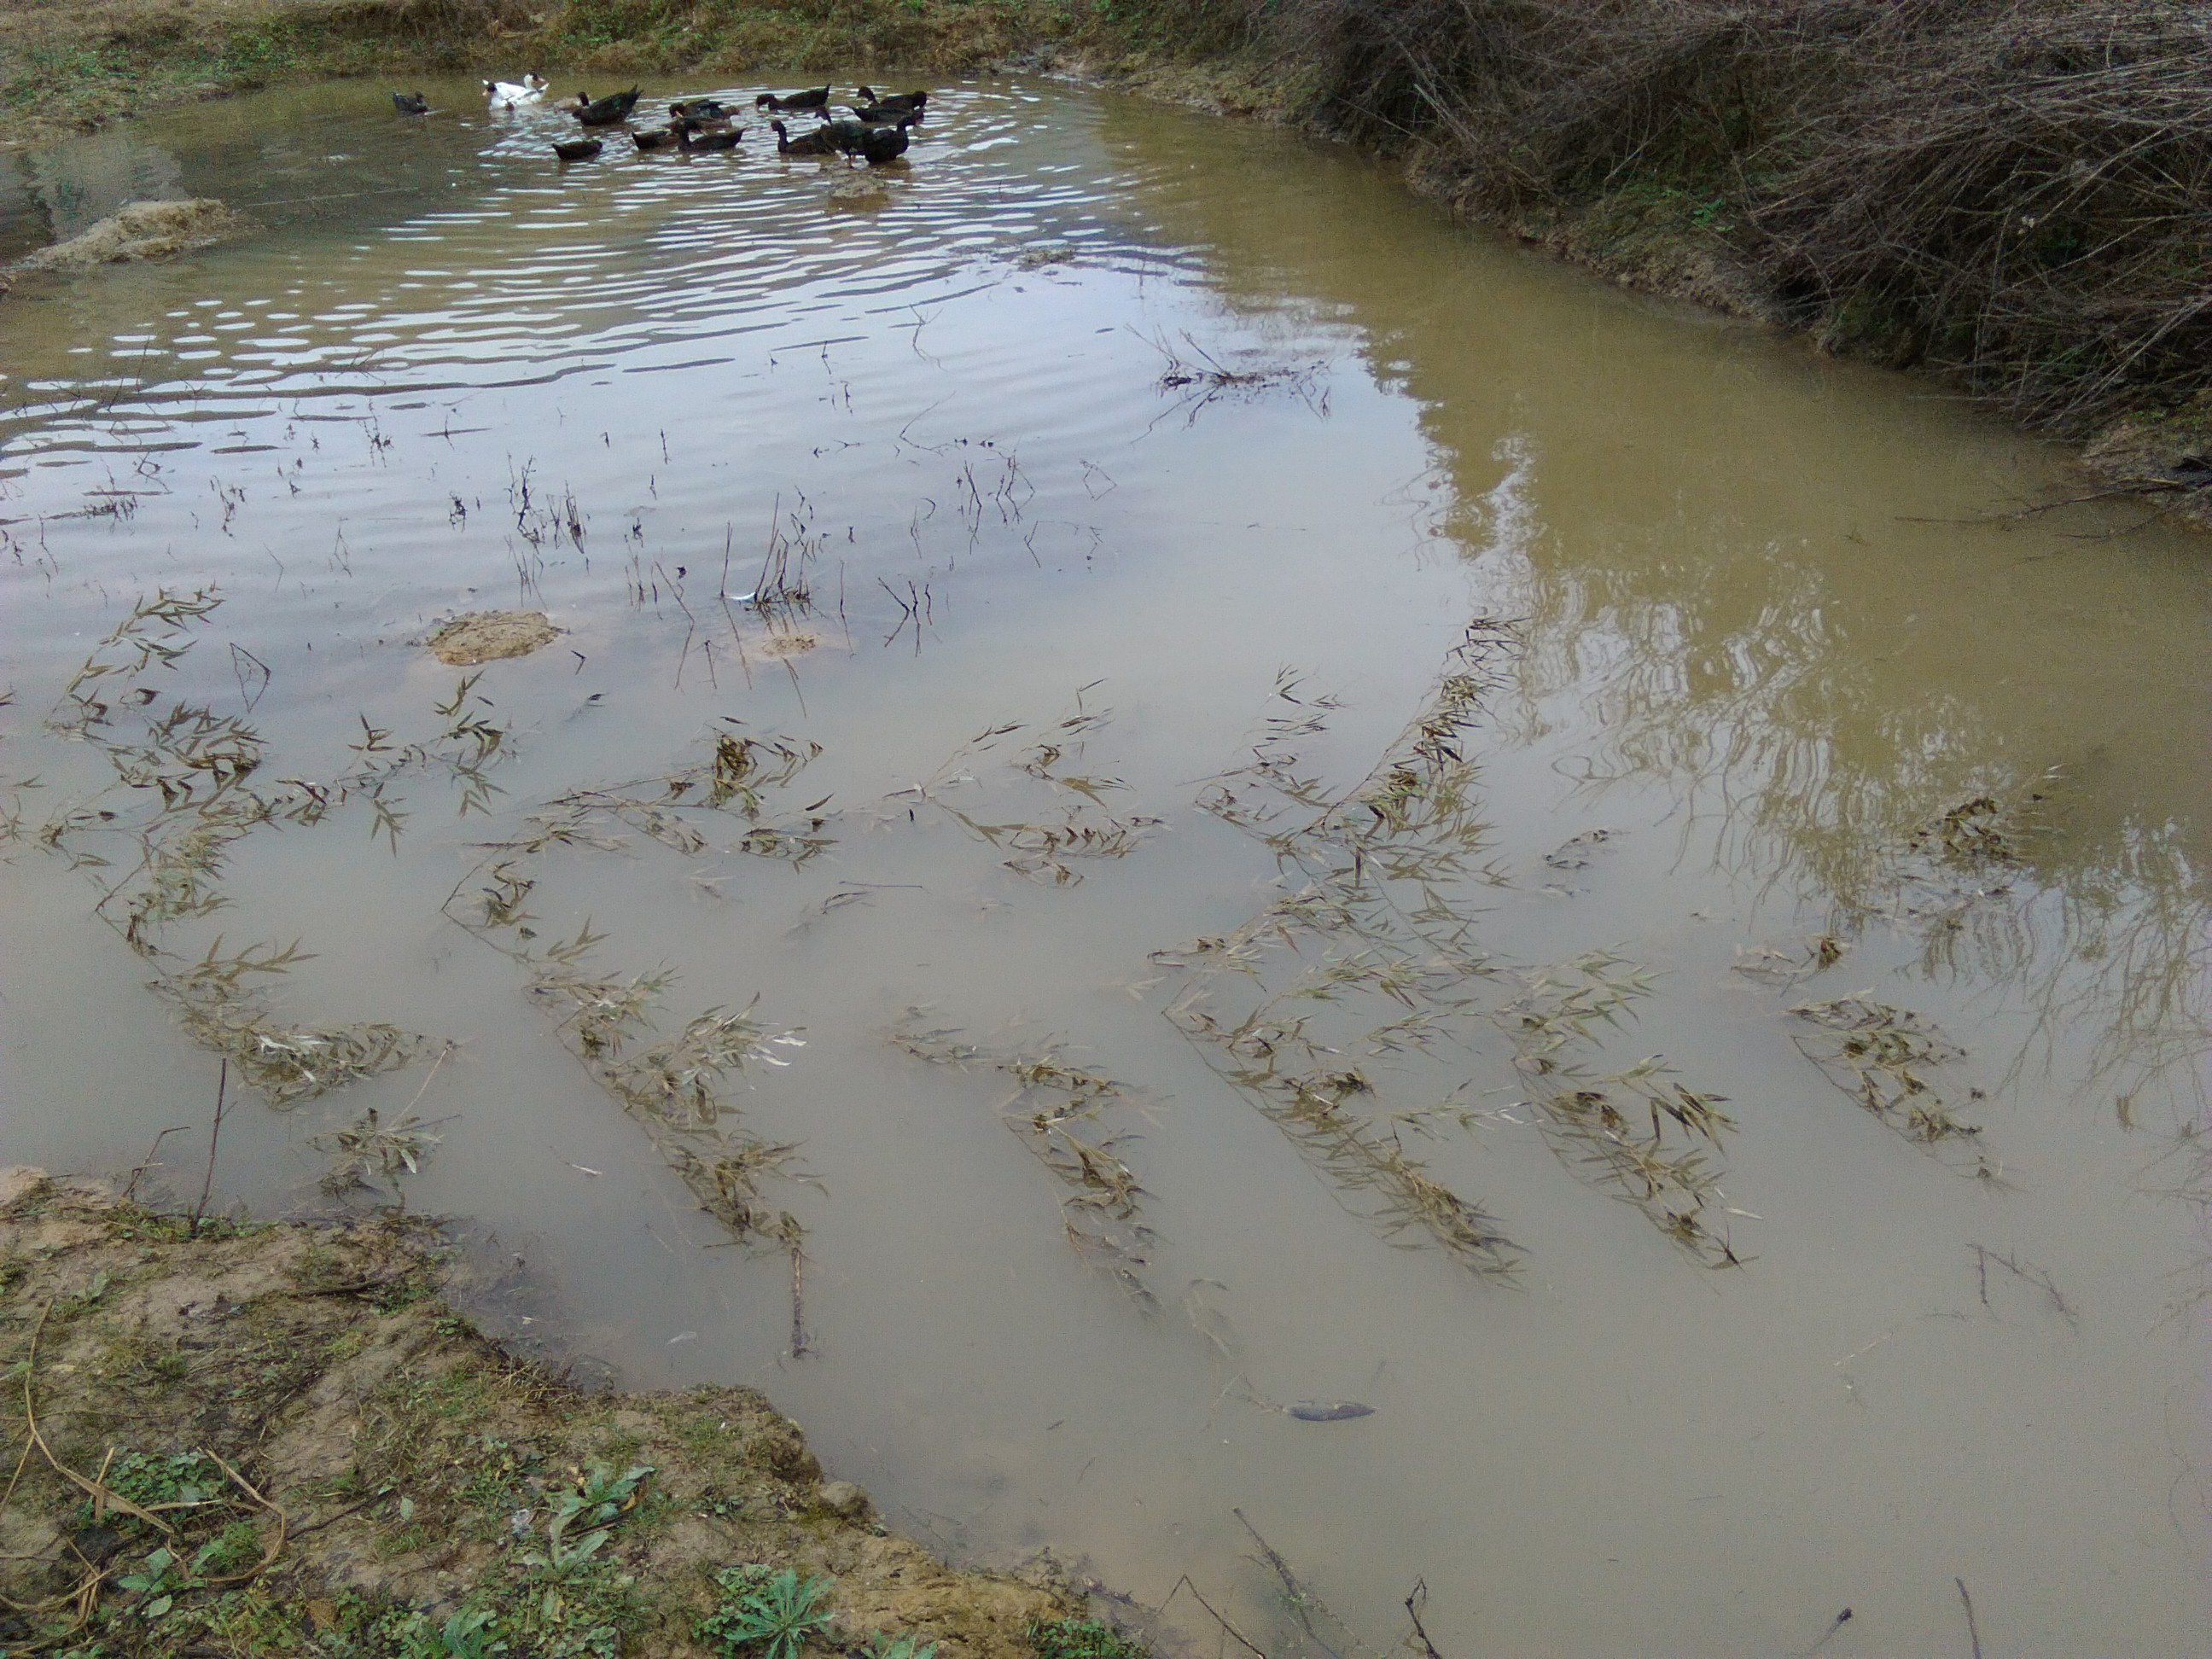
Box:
[755,85,831,114]
[853,87,928,118]
[573,87,642,127]
[678,125,745,152]
[552,137,604,162]
[393,91,429,116]
[632,125,683,152]
[850,101,923,125]
[857,114,917,165]
[770,119,842,158]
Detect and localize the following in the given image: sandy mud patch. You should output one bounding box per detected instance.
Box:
[426,610,562,665]
[21,200,244,270]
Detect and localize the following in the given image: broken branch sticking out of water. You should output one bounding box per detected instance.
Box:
[1790,995,2001,1179]
[892,1015,1158,1310]
[1969,1243,2078,1328]
[1402,1580,1445,1659]
[28,591,466,1106]
[494,722,835,877]
[883,685,1161,887]
[1231,1508,1366,1659]
[160,937,428,1106]
[1732,933,1849,987]
[313,1105,443,1202]
[1148,333,1330,428]
[1164,625,1534,1277]
[1502,951,1745,1267]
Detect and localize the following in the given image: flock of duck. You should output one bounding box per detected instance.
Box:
[389,78,928,166]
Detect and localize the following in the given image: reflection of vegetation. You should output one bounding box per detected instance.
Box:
[1493,537,2211,1129]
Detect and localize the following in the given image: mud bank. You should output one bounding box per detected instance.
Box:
[0,1168,1102,1658]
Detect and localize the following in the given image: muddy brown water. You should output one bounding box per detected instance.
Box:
[3,78,2209,1657]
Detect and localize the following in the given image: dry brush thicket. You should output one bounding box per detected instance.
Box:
[1134,0,2212,443]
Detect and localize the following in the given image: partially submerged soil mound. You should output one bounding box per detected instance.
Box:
[0,1169,1075,1657]
[427,610,561,665]
[21,200,243,270]
[757,629,823,659]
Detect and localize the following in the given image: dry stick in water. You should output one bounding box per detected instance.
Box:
[789,1241,809,1358]
[121,1122,194,1201]
[1969,1243,2078,1327]
[1801,1607,1854,1657]
[1155,1575,1268,1659]
[190,1058,230,1237]
[1232,1507,1348,1659]
[1957,1578,1983,1659]
[1402,1579,1445,1659]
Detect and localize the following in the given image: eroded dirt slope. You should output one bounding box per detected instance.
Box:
[0,1167,1077,1657]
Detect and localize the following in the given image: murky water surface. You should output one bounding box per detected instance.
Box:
[4,79,2209,1656]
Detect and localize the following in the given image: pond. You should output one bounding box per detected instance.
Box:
[2,75,2207,1658]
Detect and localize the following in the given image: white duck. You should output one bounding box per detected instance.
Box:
[483,73,548,108]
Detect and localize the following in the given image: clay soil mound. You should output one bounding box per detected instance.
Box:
[22,200,243,270]
[426,610,560,665]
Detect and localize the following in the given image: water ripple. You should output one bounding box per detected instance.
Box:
[0,83,1203,461]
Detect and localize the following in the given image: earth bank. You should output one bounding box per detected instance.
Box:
[0,1167,1108,1659]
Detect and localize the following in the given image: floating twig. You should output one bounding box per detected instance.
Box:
[1956,1578,1982,1659]
[1402,1579,1445,1659]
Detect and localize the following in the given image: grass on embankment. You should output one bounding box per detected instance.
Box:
[0,1167,1118,1659]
